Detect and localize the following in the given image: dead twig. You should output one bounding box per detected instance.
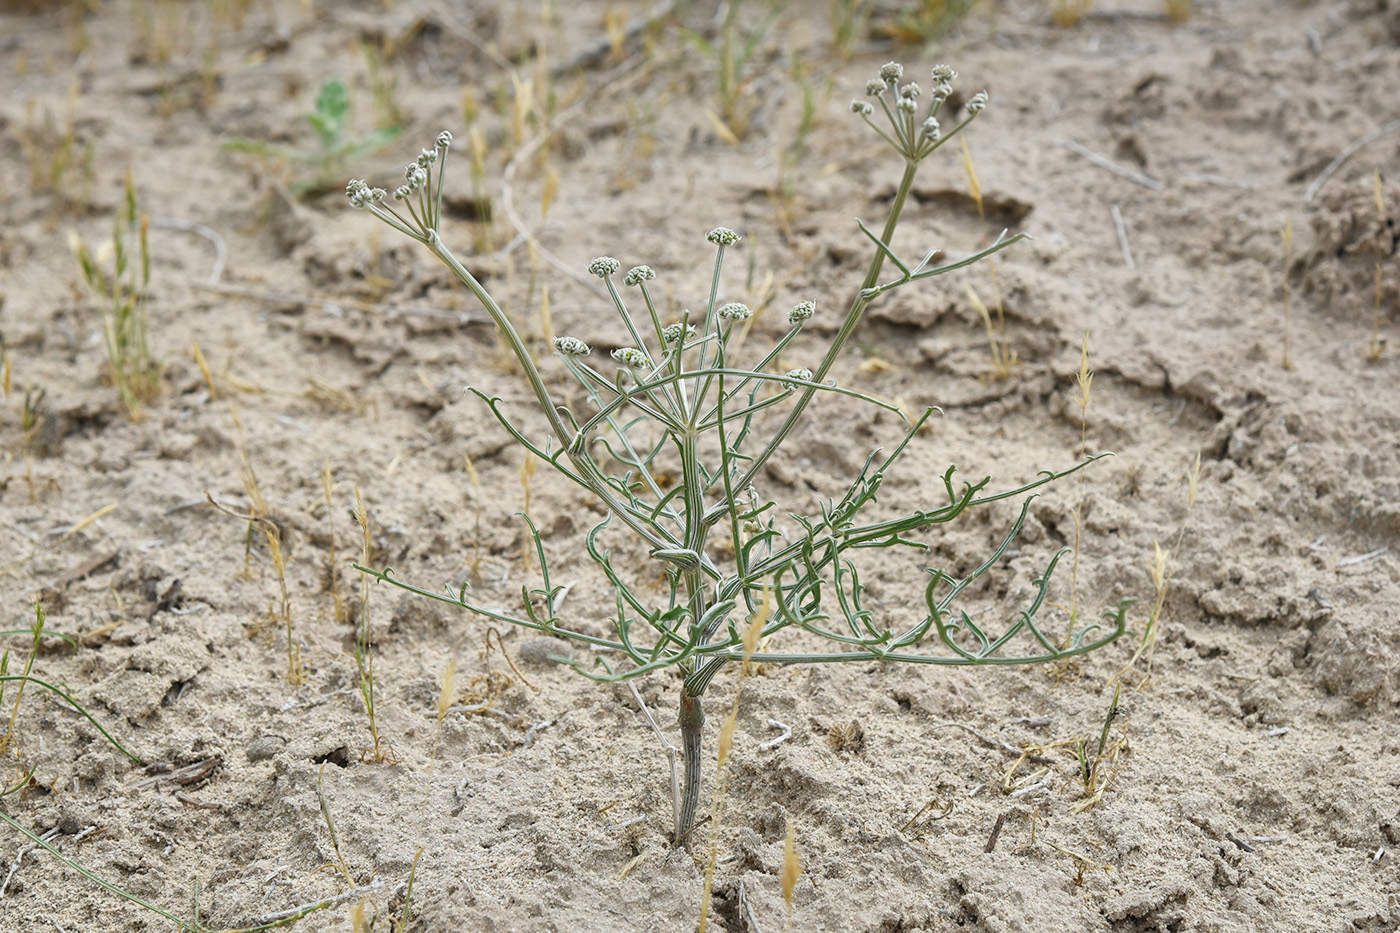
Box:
[129,756,220,790]
[629,682,682,841]
[194,281,488,326]
[1111,204,1135,271]
[1304,118,1400,203]
[1057,139,1164,191]
[151,217,227,286]
[984,811,1008,853]
[500,55,650,301]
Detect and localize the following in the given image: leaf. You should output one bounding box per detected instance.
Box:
[308,77,350,151]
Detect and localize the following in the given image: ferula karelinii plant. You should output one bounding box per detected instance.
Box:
[347,64,1128,844]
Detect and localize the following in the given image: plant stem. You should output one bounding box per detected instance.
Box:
[677,687,706,843]
[427,237,674,552]
[704,157,921,529]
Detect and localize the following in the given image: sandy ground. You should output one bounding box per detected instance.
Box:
[1,0,1398,930]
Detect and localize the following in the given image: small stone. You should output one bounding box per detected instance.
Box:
[247,736,285,762]
[518,637,573,667]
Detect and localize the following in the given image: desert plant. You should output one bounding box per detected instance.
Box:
[680,0,783,142]
[886,0,980,44]
[345,61,1128,844]
[223,77,401,198]
[72,172,160,419]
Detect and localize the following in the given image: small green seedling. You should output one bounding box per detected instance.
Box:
[680,1,782,142]
[72,173,160,419]
[346,61,1128,845]
[224,77,402,197]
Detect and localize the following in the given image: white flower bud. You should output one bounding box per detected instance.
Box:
[436,130,453,150]
[624,265,655,286]
[554,336,590,356]
[851,100,874,116]
[897,97,918,113]
[416,148,437,167]
[787,300,815,324]
[662,322,697,344]
[920,117,941,142]
[900,82,921,99]
[785,368,813,381]
[879,62,903,85]
[717,302,752,321]
[706,227,741,246]
[394,185,411,200]
[930,64,957,84]
[865,78,885,96]
[588,256,621,277]
[611,347,651,369]
[966,91,988,115]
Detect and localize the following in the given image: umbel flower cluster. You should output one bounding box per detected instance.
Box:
[346,61,1125,845]
[852,62,988,160]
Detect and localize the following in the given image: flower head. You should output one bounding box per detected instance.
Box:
[416,148,437,168]
[865,78,885,96]
[611,347,652,369]
[553,336,590,356]
[346,179,385,208]
[436,130,453,150]
[706,227,741,246]
[662,322,697,344]
[787,300,815,325]
[851,99,874,116]
[588,256,621,278]
[930,64,957,84]
[717,302,752,321]
[900,82,921,99]
[920,117,941,142]
[404,163,428,192]
[897,97,918,114]
[879,61,903,85]
[785,368,813,381]
[965,91,989,115]
[624,265,655,286]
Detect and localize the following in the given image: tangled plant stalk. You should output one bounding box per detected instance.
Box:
[346,62,1128,844]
